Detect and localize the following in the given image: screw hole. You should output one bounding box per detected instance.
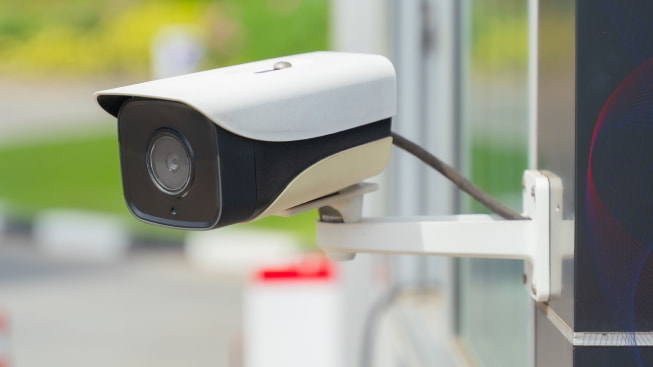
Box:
[171,207,177,215]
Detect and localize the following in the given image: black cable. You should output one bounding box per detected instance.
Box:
[391,132,527,220]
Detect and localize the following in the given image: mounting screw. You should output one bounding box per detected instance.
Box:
[530,186,535,199]
[531,284,537,295]
[273,61,292,70]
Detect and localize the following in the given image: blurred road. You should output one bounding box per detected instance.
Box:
[0,234,243,367]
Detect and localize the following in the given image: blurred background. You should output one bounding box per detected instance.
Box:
[0,0,573,366]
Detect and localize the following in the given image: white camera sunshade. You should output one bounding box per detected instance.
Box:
[96,52,396,142]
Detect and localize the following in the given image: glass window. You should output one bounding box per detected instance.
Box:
[457,0,530,366]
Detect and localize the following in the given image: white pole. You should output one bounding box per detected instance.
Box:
[528,0,539,170]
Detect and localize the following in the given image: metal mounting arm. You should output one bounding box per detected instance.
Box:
[305,170,566,303]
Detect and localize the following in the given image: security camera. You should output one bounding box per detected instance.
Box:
[95,51,567,303]
[96,52,396,229]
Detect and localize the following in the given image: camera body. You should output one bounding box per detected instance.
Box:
[96,52,396,229]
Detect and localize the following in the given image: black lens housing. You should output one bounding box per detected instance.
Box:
[117,98,391,230]
[118,99,223,229]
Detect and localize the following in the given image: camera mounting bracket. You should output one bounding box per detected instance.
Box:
[303,170,569,303]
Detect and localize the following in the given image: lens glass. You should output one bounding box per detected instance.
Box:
[148,132,192,195]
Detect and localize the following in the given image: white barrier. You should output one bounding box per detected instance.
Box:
[244,256,343,367]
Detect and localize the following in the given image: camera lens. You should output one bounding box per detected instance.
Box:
[147,131,192,195]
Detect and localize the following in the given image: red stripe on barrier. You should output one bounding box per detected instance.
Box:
[255,256,334,282]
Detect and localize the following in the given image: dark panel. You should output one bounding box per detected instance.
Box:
[575,346,653,367]
[576,0,653,332]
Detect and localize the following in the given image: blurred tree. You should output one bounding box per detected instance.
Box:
[0,0,328,77]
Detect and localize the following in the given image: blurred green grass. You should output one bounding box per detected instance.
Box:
[468,140,527,213]
[470,141,526,196]
[0,131,317,246]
